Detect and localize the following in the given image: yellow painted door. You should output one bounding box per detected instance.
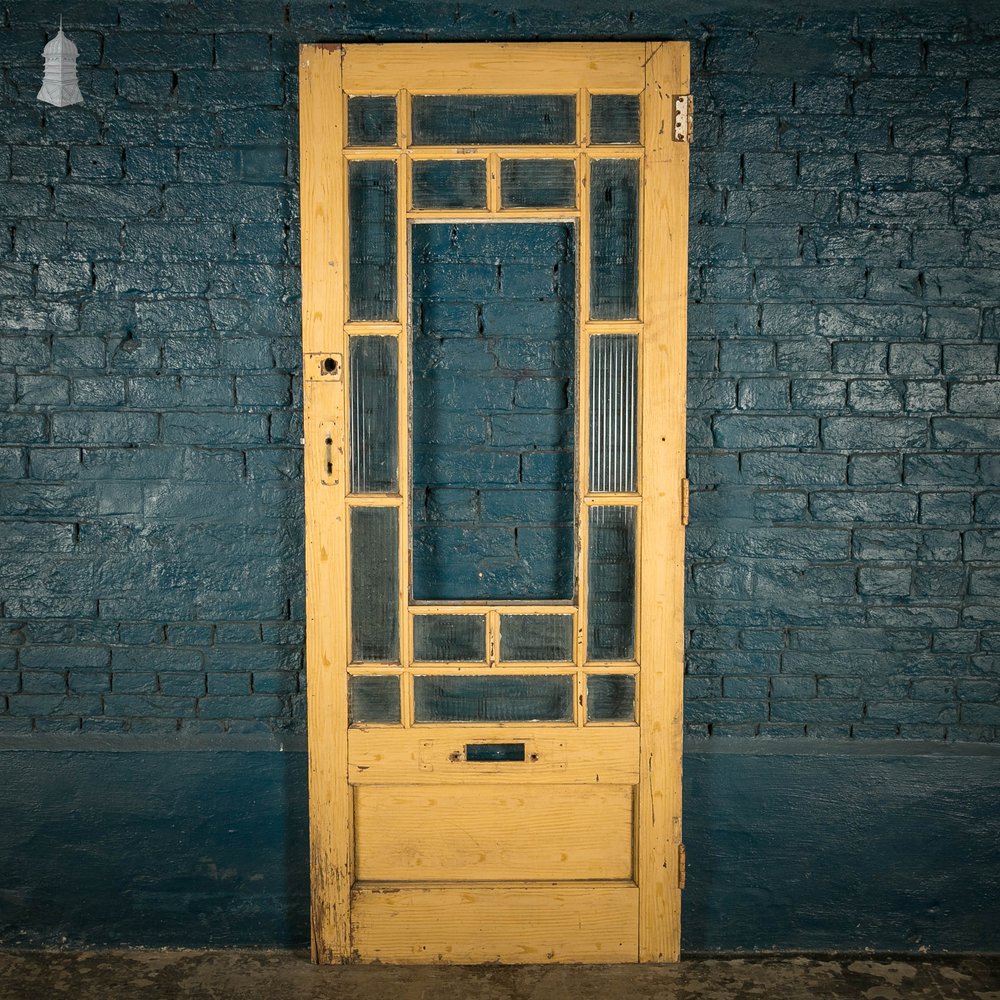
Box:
[299,42,690,964]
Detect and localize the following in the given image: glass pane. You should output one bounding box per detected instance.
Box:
[499,614,574,661]
[350,506,399,661]
[413,614,486,662]
[501,159,576,209]
[411,95,576,146]
[587,505,636,660]
[349,674,400,724]
[411,222,576,601]
[587,674,635,722]
[589,334,638,493]
[347,96,397,147]
[590,159,639,320]
[414,674,573,723]
[348,159,397,322]
[590,94,640,145]
[350,336,398,493]
[412,159,487,210]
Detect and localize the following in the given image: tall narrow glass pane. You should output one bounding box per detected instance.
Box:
[412,160,487,210]
[414,674,573,722]
[350,336,398,493]
[499,614,574,661]
[349,675,401,724]
[350,506,399,661]
[589,334,638,493]
[501,159,576,209]
[587,505,636,661]
[590,159,639,320]
[590,94,640,145]
[411,95,576,146]
[587,674,636,723]
[347,96,397,147]
[413,614,486,662]
[348,159,397,322]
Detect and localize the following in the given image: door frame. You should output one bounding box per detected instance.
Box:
[298,41,689,963]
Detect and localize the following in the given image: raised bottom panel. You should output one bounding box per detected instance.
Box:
[351,883,639,963]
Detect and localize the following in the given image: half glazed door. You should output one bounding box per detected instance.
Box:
[300,42,690,964]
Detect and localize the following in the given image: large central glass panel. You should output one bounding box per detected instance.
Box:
[410,222,576,601]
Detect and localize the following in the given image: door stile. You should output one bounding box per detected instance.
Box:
[637,41,688,962]
[300,43,353,964]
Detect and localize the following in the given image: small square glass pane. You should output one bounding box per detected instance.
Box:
[501,159,576,209]
[349,674,401,725]
[412,160,487,210]
[590,94,640,145]
[499,614,574,661]
[587,674,635,723]
[347,96,397,147]
[413,614,486,662]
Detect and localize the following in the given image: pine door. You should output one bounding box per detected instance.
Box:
[299,42,690,964]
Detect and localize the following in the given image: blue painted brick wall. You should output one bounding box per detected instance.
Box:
[1,0,998,741]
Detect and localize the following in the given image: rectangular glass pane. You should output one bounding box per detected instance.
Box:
[413,614,486,662]
[351,506,399,661]
[347,95,397,147]
[348,159,397,322]
[587,505,636,661]
[414,674,573,723]
[411,222,576,601]
[412,159,487,210]
[589,334,638,493]
[350,336,398,493]
[499,614,574,662]
[501,159,576,209]
[586,674,636,723]
[590,159,639,320]
[590,94,640,145]
[411,95,576,146]
[349,674,401,724]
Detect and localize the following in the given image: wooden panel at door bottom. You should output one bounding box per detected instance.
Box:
[351,883,639,963]
[348,725,640,784]
[355,784,633,880]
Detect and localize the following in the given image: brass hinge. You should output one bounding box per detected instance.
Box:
[672,95,693,143]
[681,478,690,525]
[678,843,687,890]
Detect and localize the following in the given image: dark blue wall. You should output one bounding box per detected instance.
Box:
[1,0,999,953]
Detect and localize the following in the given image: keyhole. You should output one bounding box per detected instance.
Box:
[323,357,339,375]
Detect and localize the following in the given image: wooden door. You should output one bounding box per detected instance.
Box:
[299,42,690,964]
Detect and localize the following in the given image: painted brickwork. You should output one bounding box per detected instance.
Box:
[0,0,998,740]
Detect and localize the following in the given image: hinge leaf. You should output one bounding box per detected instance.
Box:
[672,94,693,143]
[678,843,687,889]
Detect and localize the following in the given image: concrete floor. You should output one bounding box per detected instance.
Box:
[1,952,998,1000]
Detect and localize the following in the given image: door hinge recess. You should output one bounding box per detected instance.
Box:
[672,95,693,143]
[678,843,687,890]
[681,478,690,525]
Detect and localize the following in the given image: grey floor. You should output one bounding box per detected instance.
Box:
[1,951,999,1000]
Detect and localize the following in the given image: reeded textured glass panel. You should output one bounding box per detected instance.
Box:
[587,505,636,661]
[414,674,573,723]
[347,96,397,147]
[411,223,576,601]
[500,614,574,661]
[350,506,399,662]
[589,334,638,493]
[413,614,486,662]
[501,159,576,209]
[587,674,636,722]
[349,674,401,724]
[350,336,398,493]
[590,94,640,145]
[411,95,576,146]
[590,159,639,320]
[348,159,397,322]
[412,159,487,210]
